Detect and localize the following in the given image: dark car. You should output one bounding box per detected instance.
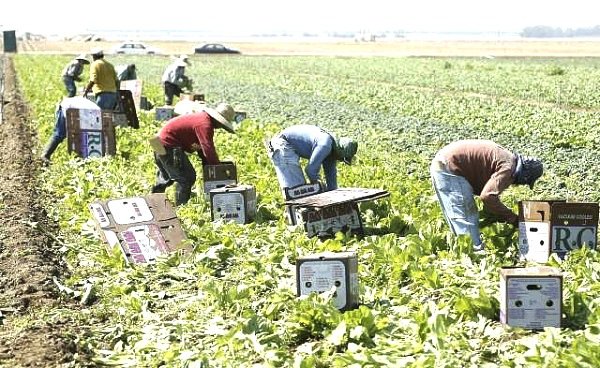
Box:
[194,43,241,55]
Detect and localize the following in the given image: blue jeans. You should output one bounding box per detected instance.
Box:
[95,92,118,110]
[63,76,76,97]
[430,159,483,248]
[42,107,68,160]
[152,148,196,205]
[268,136,306,194]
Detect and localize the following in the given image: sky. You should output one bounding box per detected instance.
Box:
[3,0,600,36]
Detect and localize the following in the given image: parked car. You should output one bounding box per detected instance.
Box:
[194,43,240,55]
[111,42,160,55]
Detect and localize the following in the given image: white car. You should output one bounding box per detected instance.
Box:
[111,42,160,55]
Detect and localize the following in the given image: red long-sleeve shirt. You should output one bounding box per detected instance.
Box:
[158,112,219,164]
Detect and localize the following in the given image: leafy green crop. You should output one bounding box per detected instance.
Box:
[11,54,600,367]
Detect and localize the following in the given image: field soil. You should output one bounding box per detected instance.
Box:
[0,56,78,367]
[17,39,600,57]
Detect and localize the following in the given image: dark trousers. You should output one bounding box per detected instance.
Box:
[152,148,196,205]
[163,82,183,106]
[63,76,76,97]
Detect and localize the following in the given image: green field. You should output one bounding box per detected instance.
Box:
[12,54,600,367]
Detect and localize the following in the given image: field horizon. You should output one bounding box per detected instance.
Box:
[15,39,600,57]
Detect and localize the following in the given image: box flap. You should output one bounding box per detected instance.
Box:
[285,188,389,207]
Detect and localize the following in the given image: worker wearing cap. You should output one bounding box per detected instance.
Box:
[430,139,544,251]
[161,55,192,105]
[61,54,89,97]
[83,48,119,110]
[266,124,358,194]
[150,102,236,205]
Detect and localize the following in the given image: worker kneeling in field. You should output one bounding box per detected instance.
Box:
[266,124,358,195]
[150,102,236,205]
[430,139,543,251]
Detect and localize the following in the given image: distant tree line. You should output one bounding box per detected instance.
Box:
[521,25,600,38]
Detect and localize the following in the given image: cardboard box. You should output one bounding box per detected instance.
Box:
[203,161,237,195]
[155,106,174,121]
[180,93,205,102]
[119,79,143,111]
[296,251,359,311]
[284,183,323,225]
[88,193,189,264]
[296,202,363,237]
[519,200,599,262]
[113,90,139,128]
[66,108,116,158]
[209,184,257,224]
[285,188,389,238]
[499,267,562,329]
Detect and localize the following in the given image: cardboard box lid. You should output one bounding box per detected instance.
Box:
[285,188,389,208]
[500,266,562,278]
[203,161,237,181]
[550,202,599,226]
[519,200,557,222]
[298,251,357,261]
[210,184,254,194]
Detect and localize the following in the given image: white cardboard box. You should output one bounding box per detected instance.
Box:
[499,267,562,329]
[296,251,359,311]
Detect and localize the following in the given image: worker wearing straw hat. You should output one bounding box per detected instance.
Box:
[161,55,192,105]
[61,54,89,97]
[150,102,236,205]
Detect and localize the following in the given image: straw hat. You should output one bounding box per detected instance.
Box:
[179,54,190,65]
[75,54,90,64]
[173,101,235,133]
[204,103,235,133]
[90,47,104,57]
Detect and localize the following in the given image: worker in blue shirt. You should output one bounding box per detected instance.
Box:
[266,124,358,194]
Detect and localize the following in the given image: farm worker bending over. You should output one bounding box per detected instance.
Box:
[116,63,137,82]
[83,48,119,110]
[150,102,236,205]
[40,96,99,163]
[266,124,358,195]
[430,139,543,251]
[61,54,89,97]
[161,55,192,105]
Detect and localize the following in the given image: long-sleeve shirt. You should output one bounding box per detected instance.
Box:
[89,58,118,95]
[158,112,219,164]
[437,139,518,223]
[116,65,137,81]
[279,124,337,190]
[161,63,186,86]
[62,59,84,79]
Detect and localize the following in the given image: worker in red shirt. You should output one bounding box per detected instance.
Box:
[150,102,236,205]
